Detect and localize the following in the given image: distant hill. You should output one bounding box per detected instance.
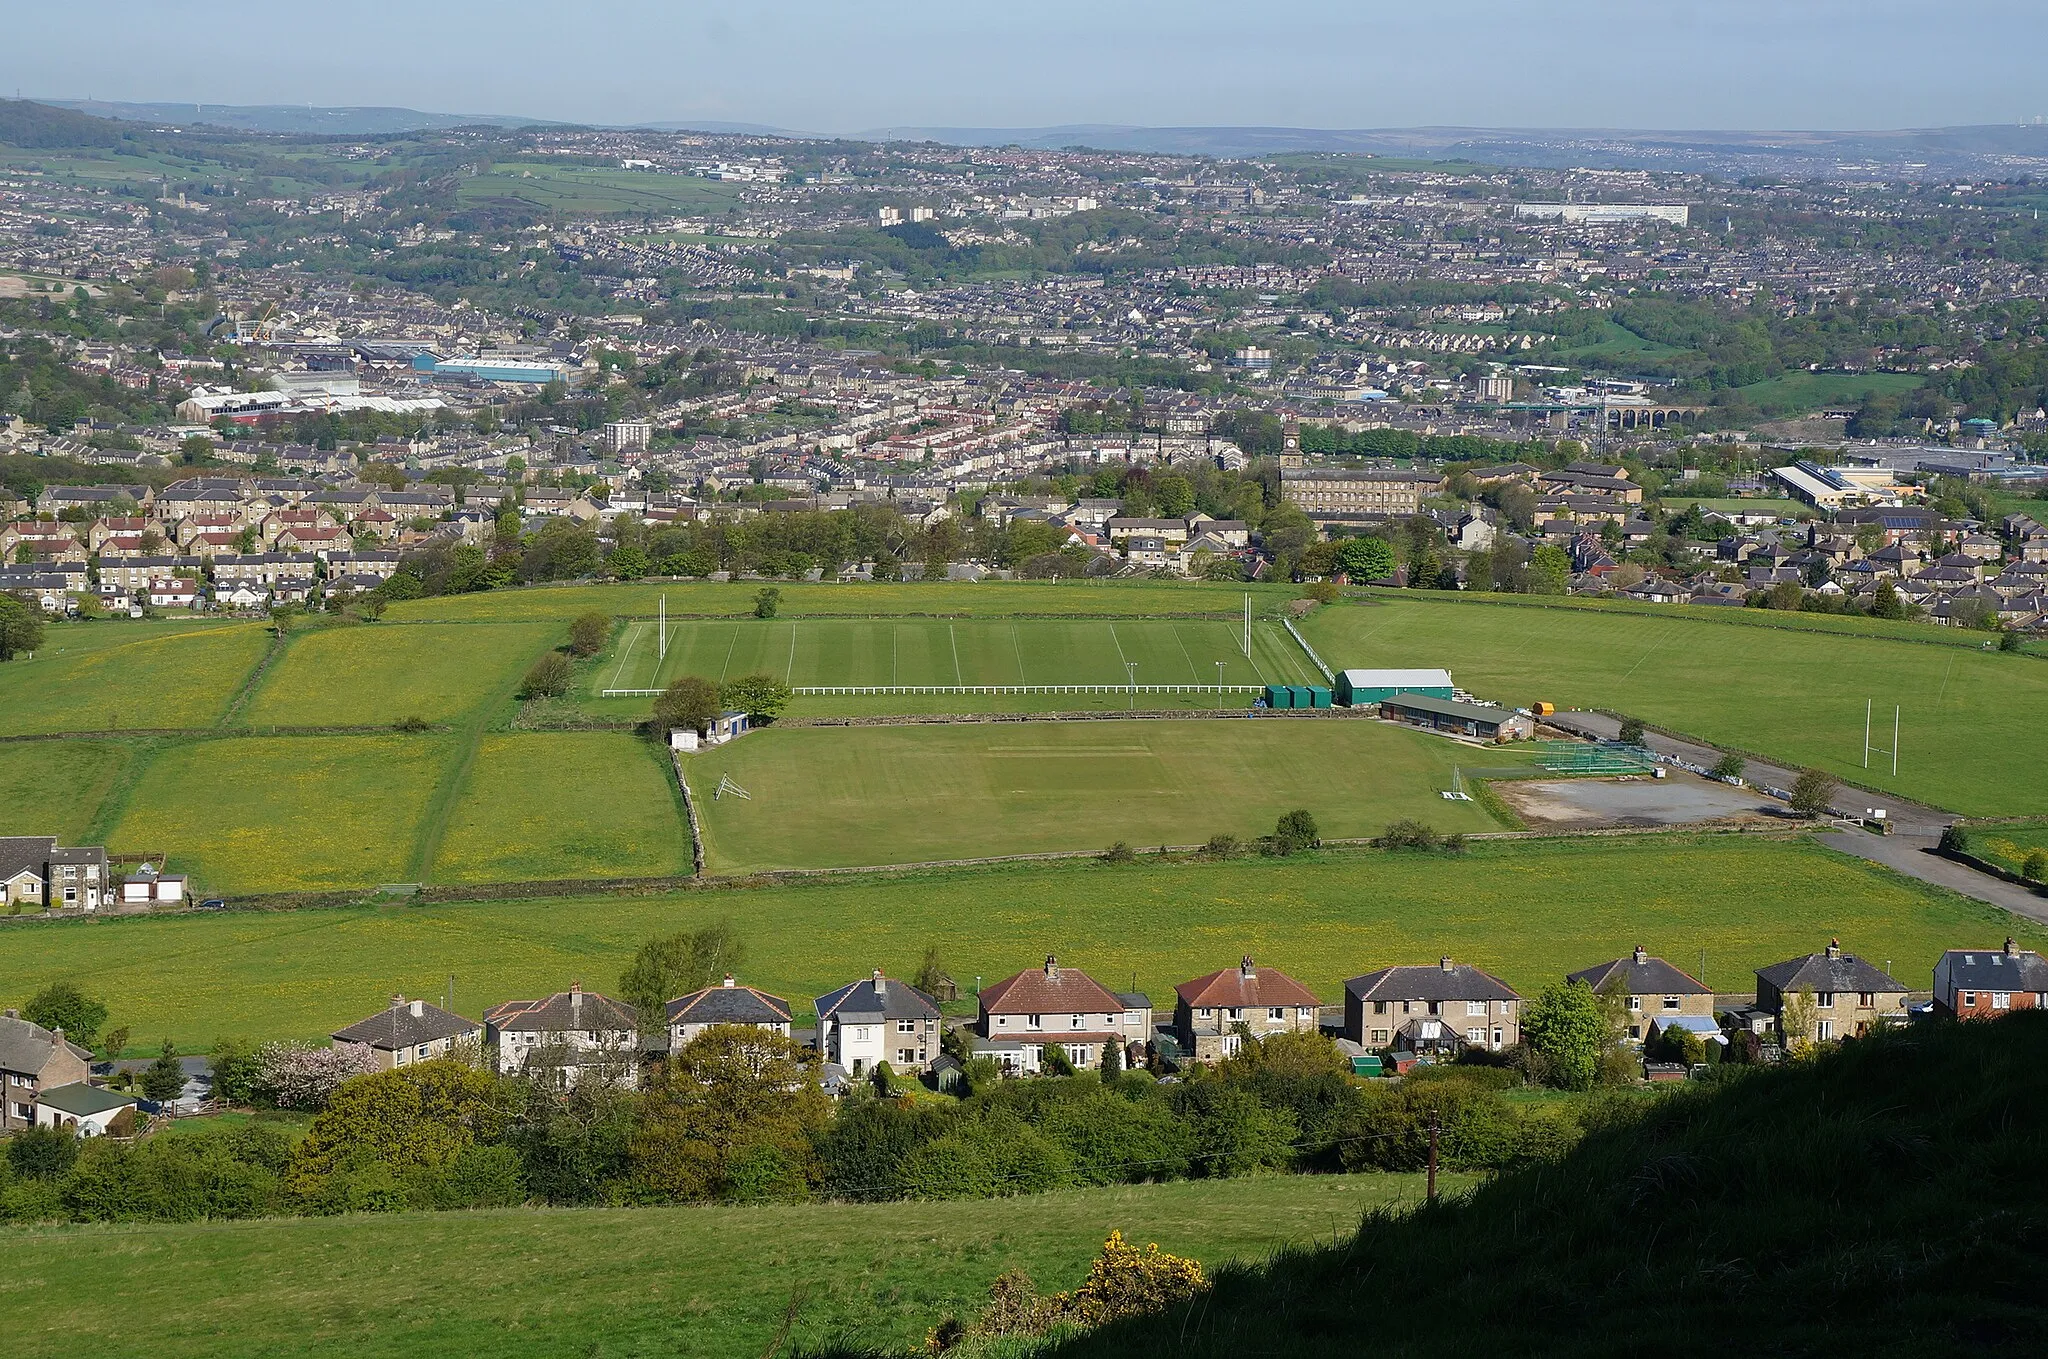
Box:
[38,100,559,136]
[1017,1013,2048,1358]
[0,98,128,149]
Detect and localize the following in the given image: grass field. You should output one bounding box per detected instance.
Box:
[598,617,1322,697]
[432,733,692,883]
[0,620,269,734]
[105,734,453,893]
[1661,496,1806,518]
[457,161,742,216]
[1300,595,2048,816]
[386,579,1304,624]
[1733,369,1924,415]
[1970,825,2048,876]
[242,622,557,727]
[0,740,133,844]
[689,720,1523,873]
[0,1174,1445,1359]
[3,837,2031,1048]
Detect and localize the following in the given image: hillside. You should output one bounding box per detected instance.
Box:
[1022,1014,2048,1359]
[0,98,127,149]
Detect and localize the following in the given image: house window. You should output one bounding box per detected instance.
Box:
[897,1020,917,1033]
[896,1048,915,1064]
[1226,1008,1242,1021]
[1962,991,1977,1008]
[1268,1007,1285,1020]
[1492,1029,1503,1048]
[1662,996,1681,1010]
[1027,1014,1041,1029]
[1993,992,2011,1010]
[1371,1029,1390,1045]
[1426,1001,1439,1016]
[1466,1028,1483,1045]
[1816,1020,1835,1041]
[1816,993,1835,1009]
[1199,1007,1213,1018]
[1625,995,1641,1012]
[416,1045,429,1059]
[1857,993,1873,1008]
[996,1015,1009,1027]
[1069,1014,1084,1029]
[1373,1000,1388,1015]
[1466,1000,1486,1017]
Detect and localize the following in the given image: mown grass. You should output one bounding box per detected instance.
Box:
[0,620,270,735]
[432,732,693,883]
[2,837,2031,1048]
[0,739,134,845]
[241,621,556,727]
[0,1173,1441,1359]
[690,719,1525,873]
[388,579,1306,625]
[1300,595,2048,816]
[456,161,742,216]
[1732,369,1924,415]
[104,734,453,894]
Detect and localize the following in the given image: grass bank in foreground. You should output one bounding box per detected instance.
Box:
[1300,595,2048,816]
[2,836,2035,1048]
[0,1172,1445,1359]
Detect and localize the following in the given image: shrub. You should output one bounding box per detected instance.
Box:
[1709,752,1746,781]
[1999,629,2023,652]
[1789,767,1840,818]
[1938,824,1972,855]
[1204,833,1243,859]
[1102,841,1137,864]
[1303,580,1339,604]
[753,586,781,619]
[898,1114,1072,1200]
[567,611,610,656]
[651,675,721,736]
[1617,716,1647,745]
[1373,819,1440,850]
[518,650,573,699]
[1271,809,1320,856]
[393,715,431,733]
[252,1040,380,1110]
[2023,849,2048,884]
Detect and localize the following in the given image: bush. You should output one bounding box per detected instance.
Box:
[753,586,781,619]
[2023,849,2048,884]
[1789,767,1840,819]
[1617,716,1647,745]
[1303,581,1339,604]
[1938,824,1972,855]
[1204,833,1243,859]
[518,651,573,699]
[567,611,610,656]
[1271,809,1320,856]
[1709,752,1746,781]
[898,1114,1072,1200]
[393,715,431,733]
[1373,819,1440,850]
[1102,841,1137,864]
[1999,629,2023,652]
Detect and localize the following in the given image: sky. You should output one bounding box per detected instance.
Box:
[10,1,2048,133]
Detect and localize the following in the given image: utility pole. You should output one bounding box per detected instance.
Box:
[1426,1111,1440,1205]
[1215,660,1225,710]
[1126,661,1137,711]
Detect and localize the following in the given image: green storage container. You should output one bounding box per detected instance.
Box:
[1289,685,1314,709]
[1309,687,1333,709]
[1350,1054,1385,1078]
[1264,684,1294,708]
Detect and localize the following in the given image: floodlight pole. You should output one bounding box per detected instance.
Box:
[1126,662,1138,711]
[1863,698,1871,770]
[1216,660,1225,710]
[1892,705,1900,778]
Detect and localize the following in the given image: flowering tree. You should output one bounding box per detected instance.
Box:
[253,1040,380,1110]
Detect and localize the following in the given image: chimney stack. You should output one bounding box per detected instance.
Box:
[1439,956,1454,973]
[409,999,424,1018]
[2006,936,2019,957]
[1240,955,1256,981]
[872,967,885,995]
[570,982,583,1022]
[1632,945,1647,965]
[1045,955,1059,979]
[391,993,405,1010]
[722,974,735,988]
[1825,939,1842,960]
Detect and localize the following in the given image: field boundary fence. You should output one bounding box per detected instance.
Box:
[1283,618,1336,682]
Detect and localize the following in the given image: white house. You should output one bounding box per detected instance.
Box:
[814,970,943,1076]
[35,1082,139,1137]
[484,985,640,1090]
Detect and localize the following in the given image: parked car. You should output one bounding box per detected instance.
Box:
[196,898,227,911]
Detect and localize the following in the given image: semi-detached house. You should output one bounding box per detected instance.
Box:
[815,970,942,1076]
[973,956,1151,1075]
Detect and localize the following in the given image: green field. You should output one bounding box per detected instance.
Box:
[0,740,134,844]
[3,837,2029,1048]
[1733,370,1924,415]
[0,1174,1444,1359]
[1301,595,2048,816]
[243,622,556,727]
[386,579,1303,624]
[1661,496,1806,518]
[457,161,743,216]
[432,732,691,883]
[599,616,1321,698]
[1970,825,2048,876]
[105,735,453,893]
[690,719,1521,873]
[0,620,269,734]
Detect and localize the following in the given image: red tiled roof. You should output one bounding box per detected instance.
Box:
[1175,961,1320,1009]
[980,958,1122,1015]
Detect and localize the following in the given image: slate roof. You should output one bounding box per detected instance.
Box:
[1176,959,1320,1009]
[980,957,1124,1016]
[1568,949,1713,997]
[332,998,480,1051]
[0,1011,93,1074]
[0,837,57,883]
[1756,943,1903,995]
[814,975,938,1024]
[666,981,792,1026]
[484,988,638,1034]
[1935,944,2048,992]
[1345,960,1520,1004]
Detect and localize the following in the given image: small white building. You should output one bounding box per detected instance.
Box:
[118,863,187,905]
[35,1082,139,1137]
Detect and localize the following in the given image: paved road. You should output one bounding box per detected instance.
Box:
[1547,711,1953,835]
[1819,830,2048,928]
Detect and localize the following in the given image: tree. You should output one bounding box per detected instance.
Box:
[1272,809,1320,855]
[22,981,107,1048]
[286,1059,515,1201]
[1872,577,1904,620]
[628,1027,828,1203]
[720,672,793,724]
[1099,1040,1124,1079]
[1780,986,1821,1055]
[1617,716,1647,746]
[2022,849,2048,884]
[518,650,573,699]
[1710,753,1746,781]
[209,1036,261,1105]
[1529,544,1571,594]
[0,594,47,660]
[567,611,610,656]
[1789,767,1839,819]
[913,945,955,999]
[1335,535,1395,581]
[1522,980,1607,1091]
[753,587,781,619]
[652,675,721,736]
[2000,629,2024,653]
[618,922,747,1030]
[178,433,214,463]
[141,1039,186,1102]
[1768,579,1805,611]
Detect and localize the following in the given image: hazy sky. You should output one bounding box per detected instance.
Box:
[11,1,2048,132]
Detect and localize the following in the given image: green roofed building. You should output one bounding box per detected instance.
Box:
[1379,692,1534,742]
[1335,668,1455,707]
